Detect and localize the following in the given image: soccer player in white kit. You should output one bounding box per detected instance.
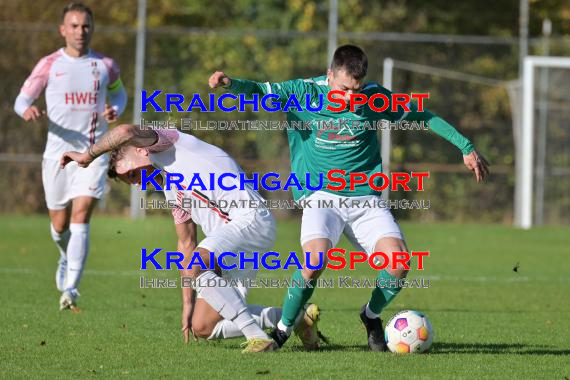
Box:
[60,124,324,352]
[13,3,127,310]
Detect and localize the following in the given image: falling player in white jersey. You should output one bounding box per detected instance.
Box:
[13,3,128,310]
[60,125,323,352]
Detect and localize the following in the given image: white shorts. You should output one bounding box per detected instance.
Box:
[42,155,109,210]
[196,207,276,301]
[300,191,405,255]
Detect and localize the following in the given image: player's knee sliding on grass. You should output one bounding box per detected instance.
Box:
[191,302,282,340]
[189,288,320,350]
[179,248,273,352]
[61,124,289,353]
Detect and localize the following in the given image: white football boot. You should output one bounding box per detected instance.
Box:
[59,289,79,311]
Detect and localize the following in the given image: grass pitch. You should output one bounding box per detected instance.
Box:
[0,215,569,379]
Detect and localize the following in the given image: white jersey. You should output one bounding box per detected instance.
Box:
[18,48,121,159]
[146,129,266,236]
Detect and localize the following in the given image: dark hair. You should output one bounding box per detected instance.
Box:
[331,44,368,80]
[62,2,94,22]
[107,147,127,180]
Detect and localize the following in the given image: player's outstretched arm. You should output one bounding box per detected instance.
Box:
[209,70,307,101]
[209,70,272,97]
[423,115,490,182]
[399,102,490,182]
[60,124,157,168]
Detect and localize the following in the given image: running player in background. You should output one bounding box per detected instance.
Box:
[209,44,489,351]
[13,2,128,310]
[60,124,322,352]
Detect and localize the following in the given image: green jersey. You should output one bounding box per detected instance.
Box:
[228,75,474,200]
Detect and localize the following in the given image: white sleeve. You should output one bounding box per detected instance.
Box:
[15,55,53,118]
[14,92,34,118]
[109,84,127,116]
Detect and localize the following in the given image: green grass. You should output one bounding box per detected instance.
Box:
[1,215,569,379]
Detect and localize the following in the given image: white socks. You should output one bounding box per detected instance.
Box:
[276,306,312,336]
[277,320,294,336]
[195,271,269,340]
[50,224,71,291]
[208,305,282,340]
[50,224,71,259]
[63,223,90,293]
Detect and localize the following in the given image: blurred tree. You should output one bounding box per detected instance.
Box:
[0,0,568,221]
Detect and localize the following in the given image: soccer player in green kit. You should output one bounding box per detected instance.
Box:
[209,45,489,351]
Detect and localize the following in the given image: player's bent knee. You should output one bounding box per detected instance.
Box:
[191,313,218,339]
[301,266,323,280]
[301,240,330,280]
[387,265,409,279]
[70,197,98,223]
[51,222,69,234]
[49,210,69,233]
[70,208,94,224]
[302,238,332,255]
[373,237,408,254]
[191,321,213,338]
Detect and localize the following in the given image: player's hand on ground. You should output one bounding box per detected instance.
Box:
[22,105,46,122]
[60,151,93,169]
[463,150,490,183]
[208,71,231,88]
[103,104,118,123]
[181,301,194,344]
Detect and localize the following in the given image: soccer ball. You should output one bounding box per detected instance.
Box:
[385,310,433,353]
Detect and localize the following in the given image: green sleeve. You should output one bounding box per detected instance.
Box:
[405,103,475,155]
[366,82,474,155]
[227,78,309,103]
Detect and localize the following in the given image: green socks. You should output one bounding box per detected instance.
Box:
[280,269,316,327]
[279,269,402,327]
[368,269,403,315]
